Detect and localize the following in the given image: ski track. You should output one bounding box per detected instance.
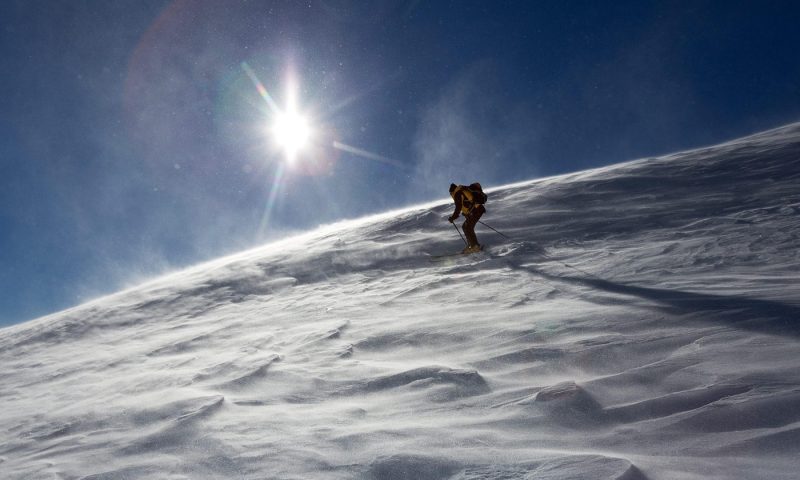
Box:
[2,124,800,479]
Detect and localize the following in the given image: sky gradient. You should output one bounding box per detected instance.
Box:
[2,0,800,327]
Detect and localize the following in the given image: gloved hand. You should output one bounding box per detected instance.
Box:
[448,215,456,223]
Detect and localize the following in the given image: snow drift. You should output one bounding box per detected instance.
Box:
[2,123,800,479]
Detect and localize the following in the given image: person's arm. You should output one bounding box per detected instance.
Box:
[449,192,462,222]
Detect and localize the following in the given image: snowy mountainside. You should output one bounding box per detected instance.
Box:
[2,123,800,479]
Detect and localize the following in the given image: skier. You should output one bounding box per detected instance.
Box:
[448,183,487,254]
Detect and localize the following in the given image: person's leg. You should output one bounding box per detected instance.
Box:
[463,218,477,247]
[463,206,484,247]
[474,205,485,222]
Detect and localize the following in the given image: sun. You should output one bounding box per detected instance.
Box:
[271,109,311,163]
[240,63,315,165]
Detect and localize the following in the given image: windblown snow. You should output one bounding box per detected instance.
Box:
[2,124,800,479]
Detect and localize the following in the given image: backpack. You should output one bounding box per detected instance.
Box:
[468,183,488,205]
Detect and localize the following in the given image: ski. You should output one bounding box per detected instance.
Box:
[427,245,486,261]
[428,252,466,260]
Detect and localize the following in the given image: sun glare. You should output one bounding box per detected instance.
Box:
[272,110,311,163]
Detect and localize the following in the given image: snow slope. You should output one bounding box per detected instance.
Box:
[2,123,800,479]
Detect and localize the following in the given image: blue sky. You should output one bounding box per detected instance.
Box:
[2,0,800,327]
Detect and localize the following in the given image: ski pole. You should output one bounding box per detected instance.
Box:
[478,220,512,240]
[453,223,468,246]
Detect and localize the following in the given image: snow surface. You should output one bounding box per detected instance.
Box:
[2,123,800,479]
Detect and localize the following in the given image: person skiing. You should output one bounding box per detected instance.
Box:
[448,183,487,254]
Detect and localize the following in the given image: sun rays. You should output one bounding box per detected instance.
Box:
[241,61,406,238]
[242,62,313,165]
[242,61,404,172]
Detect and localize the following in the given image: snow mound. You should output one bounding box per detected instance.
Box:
[3,123,800,478]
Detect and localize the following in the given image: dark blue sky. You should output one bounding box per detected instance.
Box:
[2,0,800,327]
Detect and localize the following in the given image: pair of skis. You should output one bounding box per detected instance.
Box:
[427,245,485,261]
